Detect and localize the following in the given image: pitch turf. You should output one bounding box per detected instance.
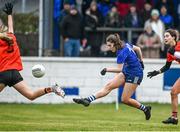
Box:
[0,103,180,131]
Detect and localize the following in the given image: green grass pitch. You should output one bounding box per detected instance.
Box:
[0,103,180,131]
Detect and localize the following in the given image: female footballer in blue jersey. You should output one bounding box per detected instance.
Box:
[73,34,151,120]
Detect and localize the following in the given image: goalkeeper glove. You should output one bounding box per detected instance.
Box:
[147,70,160,78]
[3,3,13,15]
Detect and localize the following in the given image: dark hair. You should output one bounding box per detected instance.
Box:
[165,29,179,42]
[106,34,124,50]
[63,0,70,5]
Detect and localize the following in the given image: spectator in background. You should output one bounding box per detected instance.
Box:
[75,0,82,14]
[135,0,153,12]
[60,6,86,57]
[145,9,165,58]
[115,0,133,18]
[124,4,143,28]
[124,4,143,44]
[64,0,76,5]
[136,24,161,58]
[81,0,92,17]
[160,5,174,29]
[85,1,103,57]
[59,0,71,23]
[178,3,180,31]
[140,2,152,26]
[155,0,174,17]
[85,1,103,30]
[97,0,112,17]
[104,6,122,27]
[155,0,179,27]
[58,1,71,56]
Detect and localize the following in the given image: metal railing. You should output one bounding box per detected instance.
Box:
[85,27,144,43]
[59,27,144,56]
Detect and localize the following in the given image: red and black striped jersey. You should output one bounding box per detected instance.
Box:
[167,41,180,64]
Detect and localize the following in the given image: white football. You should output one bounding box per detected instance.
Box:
[32,64,45,78]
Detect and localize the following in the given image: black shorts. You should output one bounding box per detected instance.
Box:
[0,70,23,87]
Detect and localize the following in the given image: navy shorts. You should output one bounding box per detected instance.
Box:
[123,73,143,85]
[0,70,23,87]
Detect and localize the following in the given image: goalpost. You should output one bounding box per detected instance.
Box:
[116,89,119,111]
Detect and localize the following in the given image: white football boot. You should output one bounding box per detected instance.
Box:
[52,83,65,98]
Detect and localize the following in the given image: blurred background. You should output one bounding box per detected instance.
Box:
[0,0,179,58]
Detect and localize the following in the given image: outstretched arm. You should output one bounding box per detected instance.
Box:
[3,3,14,33]
[106,64,123,73]
[100,64,123,75]
[159,61,172,73]
[147,61,172,78]
[7,15,14,33]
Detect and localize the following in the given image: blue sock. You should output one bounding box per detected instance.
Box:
[87,95,96,102]
[139,104,147,112]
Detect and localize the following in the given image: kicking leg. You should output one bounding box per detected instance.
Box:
[95,72,125,99]
[13,81,65,101]
[73,72,125,106]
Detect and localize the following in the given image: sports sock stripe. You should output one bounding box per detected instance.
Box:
[139,104,146,112]
[87,95,96,102]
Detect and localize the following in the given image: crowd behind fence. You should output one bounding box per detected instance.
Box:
[59,27,144,57]
[0,0,179,58]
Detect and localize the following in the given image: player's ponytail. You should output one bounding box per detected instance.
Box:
[0,25,8,33]
[0,19,8,33]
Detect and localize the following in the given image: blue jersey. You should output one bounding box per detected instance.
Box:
[116,43,143,77]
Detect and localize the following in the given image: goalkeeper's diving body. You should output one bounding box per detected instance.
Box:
[0,3,65,100]
[73,33,152,120]
[147,29,180,125]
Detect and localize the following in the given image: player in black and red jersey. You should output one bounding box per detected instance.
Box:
[147,29,180,125]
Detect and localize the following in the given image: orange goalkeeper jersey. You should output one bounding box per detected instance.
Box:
[0,33,23,72]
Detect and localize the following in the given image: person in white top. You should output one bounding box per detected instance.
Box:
[145,9,166,58]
